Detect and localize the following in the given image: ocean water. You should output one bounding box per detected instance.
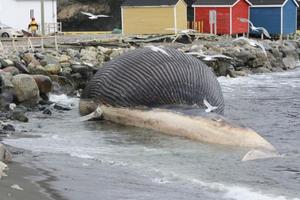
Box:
[4,68,300,200]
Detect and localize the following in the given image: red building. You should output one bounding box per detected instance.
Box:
[192,0,252,35]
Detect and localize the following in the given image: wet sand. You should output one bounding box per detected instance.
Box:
[0,146,67,200]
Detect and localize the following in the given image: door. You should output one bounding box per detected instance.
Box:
[209,10,217,34]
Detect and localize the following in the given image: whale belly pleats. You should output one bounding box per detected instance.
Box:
[81,47,225,114]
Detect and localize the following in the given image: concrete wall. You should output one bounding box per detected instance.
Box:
[0,0,57,31]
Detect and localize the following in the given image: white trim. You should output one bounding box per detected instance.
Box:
[194,6,196,22]
[251,5,282,7]
[296,6,298,32]
[248,5,250,33]
[121,5,175,8]
[230,7,232,34]
[193,5,232,7]
[174,6,177,34]
[232,0,253,7]
[192,0,252,8]
[281,6,283,34]
[282,0,299,7]
[121,7,124,35]
[175,0,187,7]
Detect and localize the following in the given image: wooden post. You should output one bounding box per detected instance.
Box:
[261,33,264,40]
[0,40,4,55]
[12,37,17,51]
[201,21,203,33]
[41,37,45,51]
[28,38,34,51]
[54,35,58,51]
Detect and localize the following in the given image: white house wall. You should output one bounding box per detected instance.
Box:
[0,0,57,30]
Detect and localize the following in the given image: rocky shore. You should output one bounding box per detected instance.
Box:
[1,36,300,115]
[0,34,300,200]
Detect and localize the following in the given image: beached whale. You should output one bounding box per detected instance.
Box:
[79,46,277,158]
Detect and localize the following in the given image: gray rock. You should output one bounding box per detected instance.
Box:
[31,75,53,94]
[44,64,62,75]
[0,143,12,162]
[283,56,298,69]
[12,74,40,106]
[0,59,14,68]
[54,103,72,111]
[2,66,20,75]
[252,67,271,74]
[60,62,71,68]
[14,61,29,73]
[59,55,71,63]
[0,72,14,88]
[10,109,29,122]
[80,49,97,61]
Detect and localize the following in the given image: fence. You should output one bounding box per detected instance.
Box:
[187,21,204,33]
[0,35,59,55]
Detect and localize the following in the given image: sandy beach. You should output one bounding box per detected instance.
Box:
[0,146,66,200]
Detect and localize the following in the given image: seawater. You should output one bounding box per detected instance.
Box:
[4,69,300,200]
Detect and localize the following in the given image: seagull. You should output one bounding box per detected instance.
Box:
[81,11,110,20]
[203,99,218,113]
[185,52,232,61]
[233,37,267,57]
[145,45,169,56]
[239,18,271,39]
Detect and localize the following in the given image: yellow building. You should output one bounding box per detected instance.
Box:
[121,0,187,35]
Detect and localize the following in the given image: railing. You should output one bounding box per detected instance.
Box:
[187,21,204,33]
[0,35,59,55]
[45,22,62,35]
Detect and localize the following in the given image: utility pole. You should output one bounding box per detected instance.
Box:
[41,0,45,35]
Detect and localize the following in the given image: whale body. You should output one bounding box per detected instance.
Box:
[80,46,277,156]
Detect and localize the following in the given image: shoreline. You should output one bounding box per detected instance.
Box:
[0,144,67,200]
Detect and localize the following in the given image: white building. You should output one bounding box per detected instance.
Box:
[0,0,57,32]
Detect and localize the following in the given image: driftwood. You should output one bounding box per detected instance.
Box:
[122,34,177,44]
[59,38,129,48]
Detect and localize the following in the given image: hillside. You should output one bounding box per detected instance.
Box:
[58,0,194,32]
[58,0,122,31]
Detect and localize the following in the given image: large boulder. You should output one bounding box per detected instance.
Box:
[0,72,14,110]
[2,66,20,75]
[12,74,40,106]
[0,143,12,163]
[32,75,52,94]
[44,64,62,75]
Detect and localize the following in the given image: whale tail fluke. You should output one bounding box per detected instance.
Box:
[242,149,282,161]
[80,106,103,121]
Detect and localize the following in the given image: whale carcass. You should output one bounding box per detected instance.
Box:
[79,46,277,158]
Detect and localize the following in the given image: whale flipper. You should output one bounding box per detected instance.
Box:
[80,106,103,121]
[242,149,281,161]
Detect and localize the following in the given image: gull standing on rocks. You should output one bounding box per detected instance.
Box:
[233,37,267,57]
[239,18,271,39]
[145,45,170,56]
[81,12,110,20]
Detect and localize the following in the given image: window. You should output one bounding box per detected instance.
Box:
[30,9,34,19]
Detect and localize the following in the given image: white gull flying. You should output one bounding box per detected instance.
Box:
[81,11,110,20]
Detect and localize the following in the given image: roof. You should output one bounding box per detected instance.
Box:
[122,0,180,7]
[193,0,238,5]
[193,0,252,6]
[249,0,299,6]
[249,0,285,5]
